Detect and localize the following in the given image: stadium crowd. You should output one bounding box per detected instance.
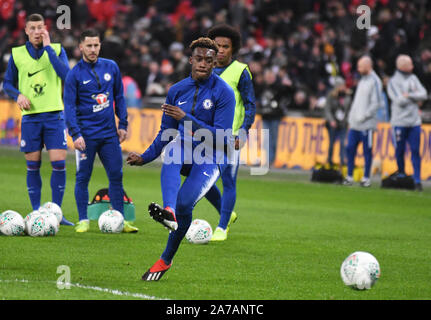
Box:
[1,0,431,118]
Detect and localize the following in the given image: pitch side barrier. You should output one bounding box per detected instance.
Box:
[1,100,430,180]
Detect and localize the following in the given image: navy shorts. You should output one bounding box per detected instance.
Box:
[20,118,68,152]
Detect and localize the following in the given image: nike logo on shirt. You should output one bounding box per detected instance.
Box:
[83,80,92,84]
[178,101,187,105]
[28,69,44,77]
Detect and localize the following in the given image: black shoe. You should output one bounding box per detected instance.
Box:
[415,183,423,191]
[148,202,178,231]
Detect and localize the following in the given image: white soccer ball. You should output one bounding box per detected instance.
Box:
[38,207,59,236]
[98,209,124,233]
[26,213,47,237]
[0,210,25,236]
[24,210,42,235]
[340,251,381,290]
[41,202,63,224]
[25,209,57,237]
[185,219,212,244]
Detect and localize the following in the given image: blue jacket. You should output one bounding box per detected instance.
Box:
[141,72,235,164]
[63,58,127,141]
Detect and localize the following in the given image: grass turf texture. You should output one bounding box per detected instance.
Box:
[0,147,430,300]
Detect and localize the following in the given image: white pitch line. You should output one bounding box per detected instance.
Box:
[0,279,170,300]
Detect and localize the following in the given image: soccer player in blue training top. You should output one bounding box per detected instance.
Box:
[205,24,256,241]
[63,29,138,233]
[387,54,427,191]
[3,13,74,225]
[126,37,236,281]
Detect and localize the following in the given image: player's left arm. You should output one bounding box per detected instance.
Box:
[112,61,128,142]
[45,46,70,81]
[238,68,256,135]
[237,68,256,148]
[63,70,81,140]
[406,75,428,102]
[41,28,70,81]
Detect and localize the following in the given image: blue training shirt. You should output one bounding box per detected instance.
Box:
[141,72,235,165]
[63,57,127,141]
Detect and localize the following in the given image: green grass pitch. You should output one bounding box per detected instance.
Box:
[0,147,430,300]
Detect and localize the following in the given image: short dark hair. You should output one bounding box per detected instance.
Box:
[189,37,218,54]
[207,24,241,55]
[26,13,44,24]
[79,29,100,43]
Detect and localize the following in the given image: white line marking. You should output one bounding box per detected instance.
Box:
[0,278,170,300]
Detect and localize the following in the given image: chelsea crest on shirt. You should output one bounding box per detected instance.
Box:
[203,99,213,110]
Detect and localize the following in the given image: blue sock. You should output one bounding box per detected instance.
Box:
[27,160,42,210]
[75,182,89,221]
[108,182,124,216]
[205,184,222,213]
[161,213,192,264]
[51,160,66,207]
[219,189,236,230]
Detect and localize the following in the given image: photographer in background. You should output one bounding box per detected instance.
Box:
[256,68,289,167]
[324,77,351,168]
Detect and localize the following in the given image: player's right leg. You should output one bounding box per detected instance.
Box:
[44,119,73,225]
[344,129,360,186]
[24,150,42,210]
[21,121,43,210]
